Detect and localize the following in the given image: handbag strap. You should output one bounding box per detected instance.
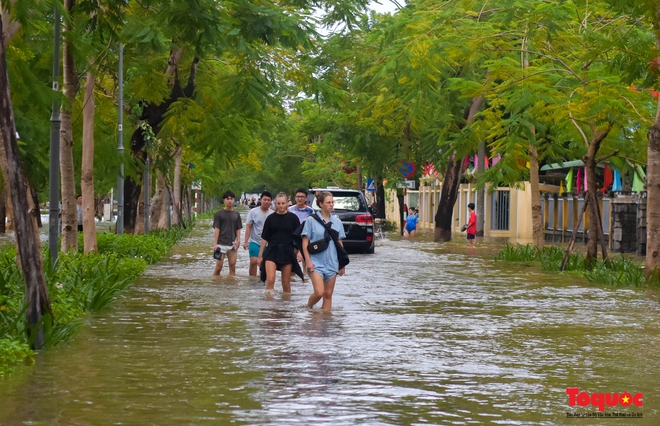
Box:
[311,213,339,243]
[310,213,331,229]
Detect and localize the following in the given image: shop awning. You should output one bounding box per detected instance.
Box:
[540,160,584,171]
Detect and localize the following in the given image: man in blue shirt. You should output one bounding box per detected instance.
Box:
[288,188,314,223]
[289,188,314,278]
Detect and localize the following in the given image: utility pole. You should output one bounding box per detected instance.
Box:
[116,43,124,235]
[48,4,61,264]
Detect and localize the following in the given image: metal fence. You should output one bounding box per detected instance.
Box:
[491,190,510,231]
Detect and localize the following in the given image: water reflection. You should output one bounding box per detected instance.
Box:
[0,221,659,425]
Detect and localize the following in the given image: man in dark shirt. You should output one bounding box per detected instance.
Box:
[213,191,242,275]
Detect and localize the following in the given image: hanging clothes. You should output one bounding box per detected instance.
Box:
[560,180,565,194]
[632,165,646,192]
[566,168,574,193]
[491,155,501,166]
[576,168,582,193]
[612,169,622,191]
[601,165,613,194]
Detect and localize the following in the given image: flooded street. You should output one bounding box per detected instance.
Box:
[1,217,659,425]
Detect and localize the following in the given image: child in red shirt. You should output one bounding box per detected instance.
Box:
[466,203,477,246]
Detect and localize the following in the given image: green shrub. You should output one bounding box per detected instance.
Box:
[55,252,148,311]
[1,224,191,374]
[583,256,646,287]
[496,243,647,287]
[0,339,34,375]
[93,233,169,263]
[494,243,538,262]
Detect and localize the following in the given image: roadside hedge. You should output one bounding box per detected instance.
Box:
[0,226,190,375]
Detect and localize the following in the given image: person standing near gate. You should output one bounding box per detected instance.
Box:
[213,191,242,276]
[243,191,273,277]
[465,202,477,246]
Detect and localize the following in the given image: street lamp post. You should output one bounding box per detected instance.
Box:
[116,43,124,235]
[48,4,61,265]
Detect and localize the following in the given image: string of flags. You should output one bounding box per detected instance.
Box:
[563,165,645,194]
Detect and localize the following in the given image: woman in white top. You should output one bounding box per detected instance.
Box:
[301,191,346,311]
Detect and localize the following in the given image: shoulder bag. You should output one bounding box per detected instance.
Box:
[306,214,331,254]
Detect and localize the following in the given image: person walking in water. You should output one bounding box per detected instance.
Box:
[302,191,346,311]
[258,193,304,292]
[213,191,242,276]
[289,188,314,277]
[403,207,418,238]
[465,202,477,246]
[243,191,273,277]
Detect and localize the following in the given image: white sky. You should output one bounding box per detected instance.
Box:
[368,0,401,14]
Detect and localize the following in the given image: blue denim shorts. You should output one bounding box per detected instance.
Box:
[310,267,336,282]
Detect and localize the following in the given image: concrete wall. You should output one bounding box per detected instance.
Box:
[610,197,638,253]
[637,196,647,256]
[397,180,536,239]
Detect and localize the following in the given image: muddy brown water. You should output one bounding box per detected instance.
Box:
[1,217,659,425]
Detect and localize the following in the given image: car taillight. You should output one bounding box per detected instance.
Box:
[356,214,373,224]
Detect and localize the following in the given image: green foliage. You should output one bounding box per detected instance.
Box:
[493,243,538,262]
[496,244,649,287]
[55,252,147,311]
[0,339,34,376]
[0,226,190,374]
[77,231,176,264]
[583,256,647,288]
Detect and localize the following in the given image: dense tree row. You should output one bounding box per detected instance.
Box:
[2,0,660,345]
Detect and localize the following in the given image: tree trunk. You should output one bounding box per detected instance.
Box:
[647,22,660,277]
[29,182,41,228]
[375,178,385,219]
[1,1,20,48]
[476,139,485,237]
[186,185,192,222]
[0,183,6,233]
[135,183,145,235]
[356,165,363,192]
[81,70,97,253]
[124,53,199,233]
[434,157,462,241]
[583,128,610,266]
[59,0,78,252]
[0,19,52,348]
[397,191,405,236]
[529,144,543,247]
[150,171,166,231]
[647,120,660,276]
[434,96,485,242]
[4,180,12,231]
[172,145,182,226]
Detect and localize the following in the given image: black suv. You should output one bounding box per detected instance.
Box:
[306,188,375,254]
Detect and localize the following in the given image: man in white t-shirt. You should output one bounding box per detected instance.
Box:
[243,191,273,276]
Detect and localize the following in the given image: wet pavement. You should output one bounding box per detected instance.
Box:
[0,216,658,425]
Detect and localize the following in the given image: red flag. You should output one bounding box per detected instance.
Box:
[602,165,613,194]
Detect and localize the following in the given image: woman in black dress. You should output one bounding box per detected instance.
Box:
[258,193,304,292]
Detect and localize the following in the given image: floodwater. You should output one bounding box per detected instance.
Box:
[1,217,659,425]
